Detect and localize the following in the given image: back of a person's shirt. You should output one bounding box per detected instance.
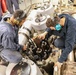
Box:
[0,22,22,51]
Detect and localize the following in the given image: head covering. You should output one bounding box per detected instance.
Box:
[1,13,12,22]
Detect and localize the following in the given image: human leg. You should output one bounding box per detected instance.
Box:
[53,37,65,49]
[6,0,13,14]
[0,49,22,63]
[0,1,2,21]
[11,0,19,10]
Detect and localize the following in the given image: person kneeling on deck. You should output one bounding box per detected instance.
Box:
[0,9,27,65]
[38,13,76,69]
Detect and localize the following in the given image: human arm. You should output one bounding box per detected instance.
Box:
[2,32,26,51]
[54,26,75,69]
[58,25,75,63]
[38,27,52,39]
[38,31,48,39]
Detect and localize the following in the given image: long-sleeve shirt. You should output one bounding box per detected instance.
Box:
[46,14,76,63]
[0,21,23,51]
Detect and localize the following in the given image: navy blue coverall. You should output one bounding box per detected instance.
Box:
[46,14,76,63]
[0,21,23,63]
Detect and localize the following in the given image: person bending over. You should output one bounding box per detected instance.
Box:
[38,13,76,69]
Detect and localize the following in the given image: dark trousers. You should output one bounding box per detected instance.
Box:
[6,0,19,14]
[53,37,76,49]
[0,49,22,63]
[0,2,2,21]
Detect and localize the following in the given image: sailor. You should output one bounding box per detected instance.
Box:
[0,9,27,64]
[38,13,76,68]
[6,0,19,14]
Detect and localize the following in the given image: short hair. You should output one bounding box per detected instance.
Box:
[13,9,27,22]
[46,16,60,27]
[46,18,55,27]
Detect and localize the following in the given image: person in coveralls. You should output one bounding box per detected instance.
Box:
[0,9,27,65]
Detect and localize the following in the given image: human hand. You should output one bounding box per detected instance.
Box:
[50,27,55,30]
[38,31,48,39]
[54,61,63,70]
[22,45,27,51]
